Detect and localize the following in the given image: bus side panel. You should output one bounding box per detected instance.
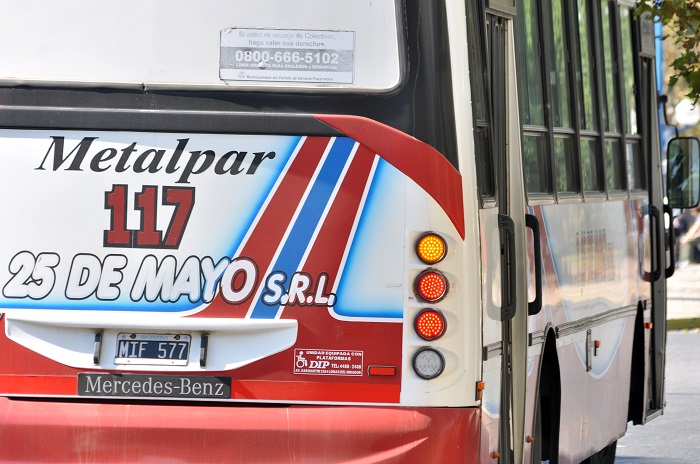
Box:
[555,319,635,463]
[527,199,644,462]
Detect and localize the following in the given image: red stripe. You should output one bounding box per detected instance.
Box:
[314,115,465,239]
[193,137,331,318]
[297,145,375,297]
[0,375,76,395]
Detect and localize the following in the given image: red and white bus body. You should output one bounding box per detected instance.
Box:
[0,0,680,463]
[0,118,481,463]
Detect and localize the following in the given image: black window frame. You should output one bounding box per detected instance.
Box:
[466,0,500,208]
[515,0,648,205]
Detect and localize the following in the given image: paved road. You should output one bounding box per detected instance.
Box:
[614,263,700,463]
[616,331,700,463]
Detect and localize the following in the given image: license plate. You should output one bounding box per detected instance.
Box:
[115,333,191,366]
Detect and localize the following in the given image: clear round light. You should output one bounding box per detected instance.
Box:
[412,347,445,379]
[416,233,447,264]
[414,309,446,340]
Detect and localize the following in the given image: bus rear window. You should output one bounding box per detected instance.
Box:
[0,0,403,93]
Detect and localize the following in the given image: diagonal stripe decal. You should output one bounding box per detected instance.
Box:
[277,145,377,319]
[186,126,440,321]
[300,145,376,282]
[249,137,357,319]
[314,114,464,239]
[192,136,331,318]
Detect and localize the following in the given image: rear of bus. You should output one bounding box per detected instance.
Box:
[0,1,484,461]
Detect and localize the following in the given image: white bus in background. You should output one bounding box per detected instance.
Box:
[0,1,697,463]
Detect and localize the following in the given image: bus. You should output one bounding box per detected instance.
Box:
[0,1,696,463]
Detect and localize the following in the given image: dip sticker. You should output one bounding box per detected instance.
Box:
[220,28,355,84]
[294,349,363,376]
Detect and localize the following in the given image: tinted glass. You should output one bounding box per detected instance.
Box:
[554,136,579,193]
[581,138,604,192]
[619,8,638,135]
[627,142,645,190]
[667,137,700,209]
[600,1,619,133]
[575,0,598,131]
[466,1,487,122]
[466,0,495,198]
[516,0,546,126]
[475,126,495,197]
[605,139,626,191]
[523,134,552,194]
[548,0,572,128]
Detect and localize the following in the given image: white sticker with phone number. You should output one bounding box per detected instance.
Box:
[220,28,355,84]
[294,349,363,376]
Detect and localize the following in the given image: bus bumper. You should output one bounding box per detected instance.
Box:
[0,397,479,463]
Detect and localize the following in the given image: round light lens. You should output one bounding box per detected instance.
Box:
[416,233,447,264]
[414,270,448,302]
[412,347,445,379]
[414,309,446,340]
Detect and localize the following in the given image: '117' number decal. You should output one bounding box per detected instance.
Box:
[104,185,195,249]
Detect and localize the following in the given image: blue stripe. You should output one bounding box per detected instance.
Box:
[249,137,355,319]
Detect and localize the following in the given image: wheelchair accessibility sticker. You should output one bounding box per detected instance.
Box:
[294,349,363,376]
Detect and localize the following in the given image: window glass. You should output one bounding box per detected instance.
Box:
[554,136,579,193]
[466,0,495,199]
[627,142,645,190]
[575,0,597,131]
[523,134,552,194]
[600,1,619,133]
[516,0,545,126]
[466,2,487,123]
[581,138,604,192]
[11,1,402,92]
[619,8,638,135]
[475,126,495,197]
[548,0,572,128]
[605,139,626,191]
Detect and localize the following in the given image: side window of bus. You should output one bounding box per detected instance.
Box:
[466,0,496,203]
[620,6,646,192]
[599,0,626,193]
[516,0,645,202]
[575,0,604,194]
[548,0,580,196]
[516,0,552,198]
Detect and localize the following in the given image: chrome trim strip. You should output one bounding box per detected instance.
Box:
[556,305,638,338]
[482,341,503,361]
[529,330,546,347]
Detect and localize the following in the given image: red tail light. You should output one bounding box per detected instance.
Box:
[414,309,446,340]
[414,270,448,302]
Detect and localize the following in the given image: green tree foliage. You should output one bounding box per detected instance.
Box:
[637,1,700,102]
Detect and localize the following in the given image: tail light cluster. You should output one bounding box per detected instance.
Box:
[411,233,448,380]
